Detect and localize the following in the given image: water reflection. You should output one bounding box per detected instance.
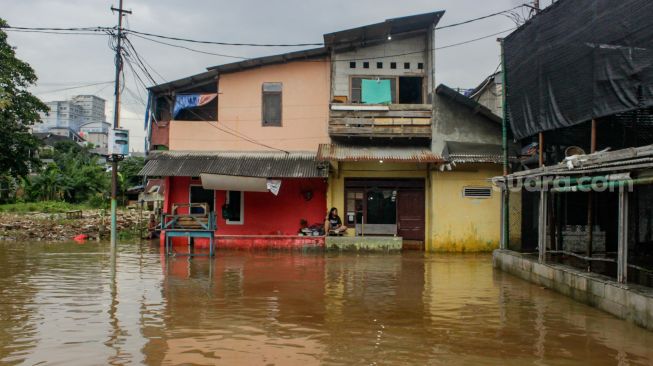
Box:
[0,243,651,365]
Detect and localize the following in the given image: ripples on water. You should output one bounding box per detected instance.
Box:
[0,242,651,365]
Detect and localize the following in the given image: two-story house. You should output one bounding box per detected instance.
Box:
[318,12,507,251]
[141,11,507,252]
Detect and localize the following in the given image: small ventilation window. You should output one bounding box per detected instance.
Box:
[363,61,370,69]
[350,62,356,69]
[462,186,492,199]
[376,62,383,69]
[404,62,410,69]
[418,62,424,70]
[390,62,397,69]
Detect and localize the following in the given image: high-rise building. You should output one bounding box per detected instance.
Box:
[35,95,106,133]
[71,95,106,126]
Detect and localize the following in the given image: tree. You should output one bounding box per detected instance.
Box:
[119,156,145,189]
[0,18,47,178]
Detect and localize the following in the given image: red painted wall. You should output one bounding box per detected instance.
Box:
[163,177,327,248]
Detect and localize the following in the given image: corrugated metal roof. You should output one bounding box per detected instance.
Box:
[139,151,328,178]
[324,12,445,48]
[443,141,505,164]
[317,144,444,163]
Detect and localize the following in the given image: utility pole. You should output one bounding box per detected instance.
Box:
[109,0,131,249]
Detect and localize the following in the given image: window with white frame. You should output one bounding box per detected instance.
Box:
[226,191,244,224]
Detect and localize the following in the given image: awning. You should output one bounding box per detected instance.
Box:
[317,144,444,163]
[442,141,507,164]
[200,174,268,192]
[139,151,328,178]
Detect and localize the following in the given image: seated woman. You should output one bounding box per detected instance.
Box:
[325,207,347,235]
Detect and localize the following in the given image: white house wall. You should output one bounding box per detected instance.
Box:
[332,34,427,99]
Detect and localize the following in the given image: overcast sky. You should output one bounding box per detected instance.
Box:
[3,0,552,152]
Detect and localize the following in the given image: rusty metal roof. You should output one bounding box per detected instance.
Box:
[443,141,504,164]
[317,144,444,163]
[139,151,328,178]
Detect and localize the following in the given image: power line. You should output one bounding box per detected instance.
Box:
[2,5,527,48]
[128,32,248,59]
[4,29,109,36]
[434,28,514,50]
[123,28,322,47]
[34,81,114,94]
[435,5,527,30]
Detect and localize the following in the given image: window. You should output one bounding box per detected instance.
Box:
[390,62,397,69]
[417,62,424,70]
[404,62,410,70]
[226,191,244,224]
[262,82,282,126]
[376,62,383,69]
[349,61,356,69]
[363,61,370,69]
[350,77,397,104]
[462,186,492,199]
[351,75,424,104]
[190,185,215,214]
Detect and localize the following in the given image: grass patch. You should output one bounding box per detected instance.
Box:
[0,201,91,214]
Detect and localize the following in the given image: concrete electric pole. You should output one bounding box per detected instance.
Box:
[109,0,131,249]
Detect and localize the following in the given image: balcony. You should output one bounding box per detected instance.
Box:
[329,104,432,139]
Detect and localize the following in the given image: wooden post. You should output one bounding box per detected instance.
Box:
[538,132,544,167]
[617,186,629,284]
[538,189,548,263]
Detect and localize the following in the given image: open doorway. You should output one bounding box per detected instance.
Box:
[399,77,423,104]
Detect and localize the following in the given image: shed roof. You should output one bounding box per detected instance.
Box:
[317,144,444,163]
[436,84,502,124]
[138,151,327,178]
[324,11,445,48]
[148,48,327,94]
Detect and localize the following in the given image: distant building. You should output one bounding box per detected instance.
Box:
[35,95,107,133]
[79,121,111,153]
[35,101,84,132]
[71,95,106,127]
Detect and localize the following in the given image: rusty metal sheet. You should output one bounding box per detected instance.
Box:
[139,151,328,178]
[317,144,443,163]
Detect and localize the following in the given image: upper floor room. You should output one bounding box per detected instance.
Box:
[324,12,443,142]
[145,11,446,152]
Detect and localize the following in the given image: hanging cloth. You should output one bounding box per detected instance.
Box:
[361,79,392,104]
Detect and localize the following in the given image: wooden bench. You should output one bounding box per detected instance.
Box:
[355,224,397,236]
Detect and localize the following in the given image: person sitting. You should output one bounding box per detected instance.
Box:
[145,214,160,239]
[325,207,347,236]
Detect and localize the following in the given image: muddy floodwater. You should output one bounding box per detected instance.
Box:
[0,242,652,365]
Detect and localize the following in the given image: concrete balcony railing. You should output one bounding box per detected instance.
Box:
[329,104,432,139]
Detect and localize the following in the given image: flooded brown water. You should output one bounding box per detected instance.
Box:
[0,242,652,365]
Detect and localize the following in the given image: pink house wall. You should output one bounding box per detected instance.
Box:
[169,59,331,152]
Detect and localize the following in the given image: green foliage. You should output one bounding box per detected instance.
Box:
[119,156,145,190]
[23,141,110,204]
[0,201,89,213]
[0,18,47,178]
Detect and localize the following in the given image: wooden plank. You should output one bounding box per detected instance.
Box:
[330,110,432,119]
[388,104,432,111]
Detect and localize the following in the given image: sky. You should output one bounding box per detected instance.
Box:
[3,0,553,152]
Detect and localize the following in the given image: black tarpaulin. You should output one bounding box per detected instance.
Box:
[505,0,653,139]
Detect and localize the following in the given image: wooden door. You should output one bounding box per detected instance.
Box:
[397,190,425,245]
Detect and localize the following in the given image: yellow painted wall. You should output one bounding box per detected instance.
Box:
[326,162,502,252]
[429,164,502,252]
